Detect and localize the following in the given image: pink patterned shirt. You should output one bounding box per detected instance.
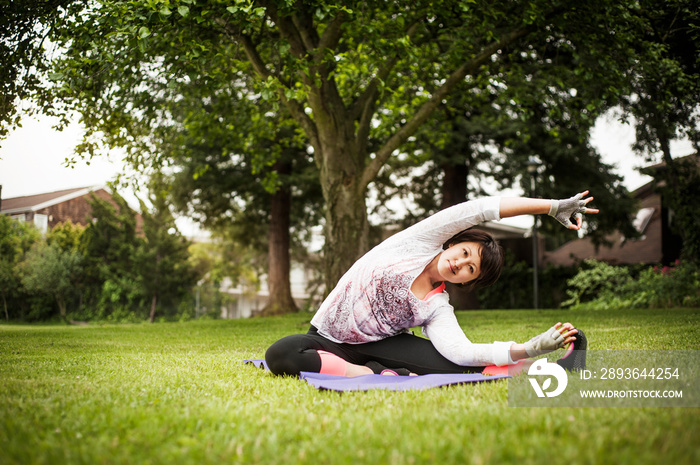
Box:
[310,197,515,367]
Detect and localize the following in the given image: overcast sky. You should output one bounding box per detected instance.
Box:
[0,116,130,199]
[0,110,694,232]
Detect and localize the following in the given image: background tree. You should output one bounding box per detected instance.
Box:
[160,84,323,315]
[81,191,144,319]
[47,220,84,250]
[79,189,202,321]
[19,241,82,321]
[620,0,700,262]
[136,187,200,322]
[622,0,700,164]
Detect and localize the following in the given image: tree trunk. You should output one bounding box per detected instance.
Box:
[440,159,469,210]
[659,134,680,186]
[149,293,157,323]
[149,254,161,323]
[56,296,67,322]
[319,151,369,294]
[3,294,8,321]
[440,113,470,208]
[260,161,298,316]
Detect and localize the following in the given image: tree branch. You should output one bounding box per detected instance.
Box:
[318,11,347,52]
[291,10,319,52]
[260,0,308,58]
[239,33,272,79]
[215,19,318,151]
[350,21,422,122]
[360,25,532,189]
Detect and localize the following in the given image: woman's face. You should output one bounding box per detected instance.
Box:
[437,241,483,285]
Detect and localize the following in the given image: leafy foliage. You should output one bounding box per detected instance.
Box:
[0,215,40,320]
[188,235,263,319]
[0,0,76,140]
[477,251,577,309]
[137,187,200,322]
[620,0,700,160]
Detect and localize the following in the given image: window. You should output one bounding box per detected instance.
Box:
[633,207,655,234]
[33,214,49,233]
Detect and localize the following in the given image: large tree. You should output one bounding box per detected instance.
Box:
[16,0,686,290]
[42,0,644,285]
[149,72,323,315]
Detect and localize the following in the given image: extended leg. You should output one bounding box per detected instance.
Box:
[345,333,486,375]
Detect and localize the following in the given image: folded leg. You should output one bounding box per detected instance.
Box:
[265,326,487,377]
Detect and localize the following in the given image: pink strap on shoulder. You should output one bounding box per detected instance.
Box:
[423,282,446,301]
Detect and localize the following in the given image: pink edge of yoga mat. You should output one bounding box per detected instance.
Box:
[244,359,510,391]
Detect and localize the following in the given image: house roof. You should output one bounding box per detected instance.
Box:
[1,186,103,215]
[473,220,529,239]
[640,152,699,173]
[542,156,682,267]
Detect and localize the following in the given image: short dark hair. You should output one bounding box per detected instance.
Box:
[442,229,504,291]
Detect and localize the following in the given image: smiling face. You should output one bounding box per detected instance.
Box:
[437,241,483,285]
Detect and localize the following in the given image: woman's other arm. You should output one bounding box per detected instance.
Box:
[499,191,599,230]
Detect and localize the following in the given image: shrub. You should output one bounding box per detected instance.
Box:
[563,260,700,310]
[561,259,633,307]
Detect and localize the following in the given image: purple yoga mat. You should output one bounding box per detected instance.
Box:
[244,359,509,391]
[244,359,269,370]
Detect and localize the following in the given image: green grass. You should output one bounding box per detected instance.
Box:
[1,308,698,465]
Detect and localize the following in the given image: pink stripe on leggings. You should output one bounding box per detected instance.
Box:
[317,350,347,376]
[482,359,529,376]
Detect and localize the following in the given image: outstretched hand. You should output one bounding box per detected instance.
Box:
[554,322,578,346]
[523,322,579,357]
[548,191,599,230]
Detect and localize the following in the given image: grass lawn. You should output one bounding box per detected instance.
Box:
[1,307,698,465]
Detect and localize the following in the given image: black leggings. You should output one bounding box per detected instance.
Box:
[264,326,486,376]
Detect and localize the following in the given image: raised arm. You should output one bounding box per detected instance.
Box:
[499,191,599,230]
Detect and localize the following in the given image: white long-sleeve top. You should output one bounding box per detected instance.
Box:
[310,197,516,367]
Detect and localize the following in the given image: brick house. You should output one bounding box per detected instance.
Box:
[543,179,683,267]
[1,186,134,233]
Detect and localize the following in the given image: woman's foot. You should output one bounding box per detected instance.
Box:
[365,360,415,376]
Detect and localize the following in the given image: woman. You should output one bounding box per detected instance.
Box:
[266,192,596,377]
